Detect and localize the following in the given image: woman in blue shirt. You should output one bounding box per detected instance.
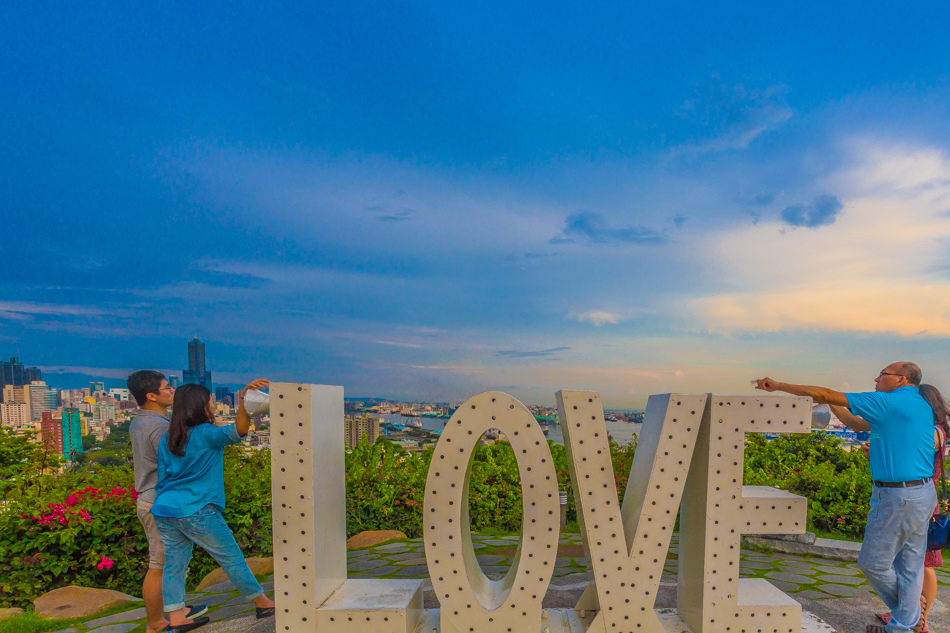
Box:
[152,379,275,631]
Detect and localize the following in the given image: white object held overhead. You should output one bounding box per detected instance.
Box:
[812,403,832,429]
[242,388,270,416]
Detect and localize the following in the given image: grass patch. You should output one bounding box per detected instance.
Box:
[740,537,777,555]
[471,527,514,538]
[0,601,145,633]
[811,528,862,543]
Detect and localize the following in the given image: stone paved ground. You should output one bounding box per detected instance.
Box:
[48,533,950,633]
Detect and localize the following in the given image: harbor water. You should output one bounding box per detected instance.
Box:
[378,413,642,446]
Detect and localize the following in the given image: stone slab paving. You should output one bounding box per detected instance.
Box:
[85,624,139,633]
[84,607,147,628]
[45,533,950,633]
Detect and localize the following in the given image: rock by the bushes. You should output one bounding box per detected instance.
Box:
[33,586,140,619]
[346,530,407,550]
[196,557,274,591]
[0,607,25,620]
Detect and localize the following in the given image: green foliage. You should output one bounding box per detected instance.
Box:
[80,435,97,451]
[0,601,143,633]
[0,426,872,610]
[0,467,144,608]
[0,428,62,483]
[0,442,271,608]
[743,432,872,538]
[345,437,427,537]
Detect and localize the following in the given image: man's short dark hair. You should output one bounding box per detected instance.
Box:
[896,361,922,386]
[127,370,166,406]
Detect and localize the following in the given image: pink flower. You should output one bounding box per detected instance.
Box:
[65,494,81,507]
[78,510,92,523]
[130,489,139,500]
[96,556,114,571]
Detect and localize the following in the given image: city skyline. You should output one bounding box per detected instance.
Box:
[2,3,950,407]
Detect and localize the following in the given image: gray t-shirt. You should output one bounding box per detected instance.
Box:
[129,409,170,503]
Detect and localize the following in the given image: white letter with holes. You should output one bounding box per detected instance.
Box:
[424,391,560,633]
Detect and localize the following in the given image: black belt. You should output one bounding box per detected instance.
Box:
[872,478,931,488]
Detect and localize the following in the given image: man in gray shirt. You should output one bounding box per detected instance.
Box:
[128,370,207,632]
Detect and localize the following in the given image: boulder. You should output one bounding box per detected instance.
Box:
[196,557,274,591]
[346,530,407,550]
[0,608,24,620]
[33,586,140,619]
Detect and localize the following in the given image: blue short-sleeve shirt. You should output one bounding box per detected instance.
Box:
[151,423,244,518]
[845,386,934,482]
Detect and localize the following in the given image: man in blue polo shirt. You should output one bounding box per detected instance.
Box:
[755,362,935,633]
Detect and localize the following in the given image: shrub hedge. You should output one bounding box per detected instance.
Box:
[1,429,870,608]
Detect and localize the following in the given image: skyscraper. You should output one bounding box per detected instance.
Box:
[61,408,82,460]
[2,385,31,421]
[29,381,59,422]
[345,414,380,450]
[25,366,41,383]
[1,357,42,400]
[182,337,212,389]
[0,402,29,428]
[1,357,25,395]
[41,412,63,455]
[89,381,105,394]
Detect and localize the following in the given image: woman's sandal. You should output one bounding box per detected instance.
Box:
[256,607,276,619]
[873,596,928,633]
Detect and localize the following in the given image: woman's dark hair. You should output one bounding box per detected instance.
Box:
[167,384,213,457]
[920,384,950,440]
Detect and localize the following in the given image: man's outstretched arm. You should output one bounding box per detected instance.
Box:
[753,377,850,407]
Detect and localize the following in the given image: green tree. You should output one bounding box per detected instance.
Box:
[81,434,97,451]
[0,428,62,485]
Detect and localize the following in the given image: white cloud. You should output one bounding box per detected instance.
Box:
[575,310,623,326]
[688,142,950,337]
[0,301,105,316]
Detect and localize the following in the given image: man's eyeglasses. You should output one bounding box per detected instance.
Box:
[878,371,904,378]
[159,385,175,392]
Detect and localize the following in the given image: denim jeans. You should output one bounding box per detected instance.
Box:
[154,504,263,611]
[857,483,936,633]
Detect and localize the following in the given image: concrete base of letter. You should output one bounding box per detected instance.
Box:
[410,608,838,632]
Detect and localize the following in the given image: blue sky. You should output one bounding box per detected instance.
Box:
[2,2,950,406]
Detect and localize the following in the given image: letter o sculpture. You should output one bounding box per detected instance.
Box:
[424,391,560,633]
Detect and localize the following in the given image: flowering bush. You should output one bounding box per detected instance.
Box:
[1,427,869,609]
[0,445,272,609]
[0,476,147,608]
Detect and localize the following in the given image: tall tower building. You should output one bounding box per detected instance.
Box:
[61,408,83,460]
[40,411,64,455]
[29,381,59,422]
[345,414,380,450]
[89,381,106,394]
[0,402,30,428]
[2,385,31,421]
[1,357,25,402]
[182,337,212,389]
[25,366,41,383]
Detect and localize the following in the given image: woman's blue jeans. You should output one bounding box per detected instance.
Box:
[154,504,263,612]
